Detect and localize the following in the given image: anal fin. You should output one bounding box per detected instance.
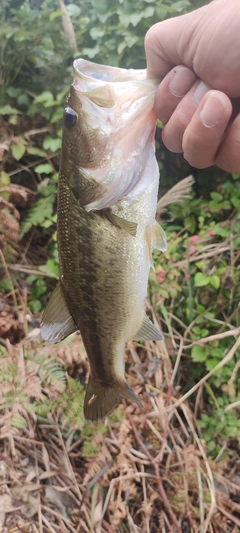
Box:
[40,281,77,344]
[133,313,164,341]
[84,376,142,421]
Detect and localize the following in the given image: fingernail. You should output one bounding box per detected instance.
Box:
[200,93,225,128]
[193,81,211,105]
[169,67,196,98]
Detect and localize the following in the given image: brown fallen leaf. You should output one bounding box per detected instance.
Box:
[0,494,12,532]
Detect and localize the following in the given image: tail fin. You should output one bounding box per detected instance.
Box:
[84,375,142,422]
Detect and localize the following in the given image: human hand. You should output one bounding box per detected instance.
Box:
[145,0,240,172]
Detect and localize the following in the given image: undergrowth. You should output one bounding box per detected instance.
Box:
[0,0,240,531]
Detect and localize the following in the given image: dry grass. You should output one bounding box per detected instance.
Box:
[0,327,239,533]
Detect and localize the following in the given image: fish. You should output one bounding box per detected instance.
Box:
[40,58,167,422]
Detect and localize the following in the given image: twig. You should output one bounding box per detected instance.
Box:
[168,246,230,268]
[7,263,58,278]
[181,404,216,533]
[217,505,240,528]
[123,400,182,533]
[101,473,156,519]
[41,505,77,533]
[41,512,58,533]
[167,335,240,413]
[0,249,18,310]
[182,326,240,349]
[87,461,114,491]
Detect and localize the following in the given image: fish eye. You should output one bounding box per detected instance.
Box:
[64,107,77,129]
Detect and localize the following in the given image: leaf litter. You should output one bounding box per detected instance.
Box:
[0,331,239,532]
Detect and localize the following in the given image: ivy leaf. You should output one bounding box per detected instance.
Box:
[210,192,223,202]
[0,171,11,200]
[39,259,59,277]
[34,91,54,105]
[27,147,47,157]
[206,358,220,371]
[82,45,100,59]
[43,137,62,152]
[214,225,229,237]
[191,346,206,362]
[194,272,209,287]
[49,9,63,21]
[231,196,240,208]
[119,7,154,27]
[11,141,26,161]
[90,27,105,39]
[0,105,21,115]
[34,163,53,174]
[67,3,81,17]
[209,275,220,290]
[90,0,108,14]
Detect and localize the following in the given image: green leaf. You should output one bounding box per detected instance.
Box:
[91,0,108,14]
[171,0,189,10]
[191,345,206,362]
[0,105,21,115]
[0,171,10,187]
[43,137,62,152]
[90,27,105,40]
[207,440,216,452]
[82,45,100,59]
[39,259,59,277]
[34,163,53,174]
[210,192,223,202]
[206,358,220,371]
[50,9,64,21]
[156,6,168,18]
[34,91,54,105]
[184,214,196,233]
[51,108,64,124]
[11,142,26,160]
[231,196,240,208]
[27,147,47,157]
[209,275,220,290]
[158,288,169,298]
[67,4,81,17]
[119,7,154,27]
[214,225,230,237]
[0,171,10,200]
[194,272,209,287]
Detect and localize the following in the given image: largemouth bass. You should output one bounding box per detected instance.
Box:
[40,59,167,421]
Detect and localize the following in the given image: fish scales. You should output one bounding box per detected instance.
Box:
[40,59,167,421]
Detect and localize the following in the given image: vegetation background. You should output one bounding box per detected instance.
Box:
[0,0,239,531]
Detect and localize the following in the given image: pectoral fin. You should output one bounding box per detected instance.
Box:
[152,221,167,252]
[133,313,164,341]
[106,210,137,236]
[40,281,77,344]
[71,168,106,207]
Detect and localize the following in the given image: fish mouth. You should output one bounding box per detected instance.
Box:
[73,58,150,83]
[72,58,159,112]
[69,59,160,210]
